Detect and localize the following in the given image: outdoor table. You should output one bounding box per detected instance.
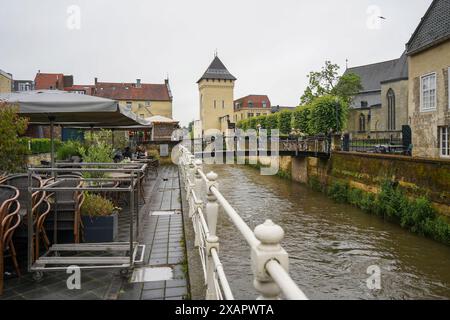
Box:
[108,172,137,179]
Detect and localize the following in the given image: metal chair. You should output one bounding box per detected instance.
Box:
[1,174,50,260]
[45,175,83,243]
[0,185,20,295]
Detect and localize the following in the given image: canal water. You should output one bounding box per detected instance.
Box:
[203,164,450,300]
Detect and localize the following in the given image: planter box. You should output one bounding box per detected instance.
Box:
[81,213,118,243]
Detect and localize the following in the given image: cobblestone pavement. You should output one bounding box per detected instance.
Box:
[0,165,189,300]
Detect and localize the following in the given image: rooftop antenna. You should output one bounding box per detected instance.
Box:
[214,49,218,57]
[345,59,348,69]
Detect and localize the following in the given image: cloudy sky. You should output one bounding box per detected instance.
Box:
[0,0,432,126]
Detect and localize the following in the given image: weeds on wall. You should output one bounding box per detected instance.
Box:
[326,180,450,246]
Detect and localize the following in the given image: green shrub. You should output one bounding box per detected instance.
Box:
[57,140,83,160]
[0,103,29,173]
[81,193,116,217]
[327,181,349,203]
[323,178,450,246]
[293,105,312,135]
[308,176,323,192]
[278,111,292,135]
[309,95,348,135]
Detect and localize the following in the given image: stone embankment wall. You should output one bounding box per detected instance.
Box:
[257,152,450,216]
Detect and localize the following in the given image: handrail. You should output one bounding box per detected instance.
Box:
[265,260,308,300]
[177,144,307,300]
[210,186,260,248]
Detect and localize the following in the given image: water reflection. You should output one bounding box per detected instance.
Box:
[202,164,450,300]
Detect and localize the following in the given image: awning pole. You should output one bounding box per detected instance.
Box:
[49,116,55,169]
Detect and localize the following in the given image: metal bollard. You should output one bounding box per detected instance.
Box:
[205,171,219,300]
[251,220,288,300]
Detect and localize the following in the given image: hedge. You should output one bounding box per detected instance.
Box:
[20,138,62,154]
[236,94,348,136]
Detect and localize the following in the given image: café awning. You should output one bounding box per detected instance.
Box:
[0,90,149,127]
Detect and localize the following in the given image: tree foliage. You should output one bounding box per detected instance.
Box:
[292,106,312,135]
[278,111,293,135]
[0,103,29,173]
[300,60,362,105]
[309,95,348,135]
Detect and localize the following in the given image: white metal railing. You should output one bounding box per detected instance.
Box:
[178,144,308,300]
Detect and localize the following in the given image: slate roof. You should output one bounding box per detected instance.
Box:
[94,81,172,101]
[197,56,236,83]
[406,0,450,55]
[344,52,408,92]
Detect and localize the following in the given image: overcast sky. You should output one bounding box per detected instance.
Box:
[0,0,432,126]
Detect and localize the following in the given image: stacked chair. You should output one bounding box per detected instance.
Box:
[0,185,21,295]
[43,175,84,243]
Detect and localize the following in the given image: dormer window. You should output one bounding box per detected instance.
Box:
[262,101,267,108]
[248,101,254,108]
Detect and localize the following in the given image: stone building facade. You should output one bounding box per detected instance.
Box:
[345,53,409,139]
[406,0,450,159]
[0,69,12,93]
[197,55,236,135]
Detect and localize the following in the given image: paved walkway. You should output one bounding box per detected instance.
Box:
[0,165,189,300]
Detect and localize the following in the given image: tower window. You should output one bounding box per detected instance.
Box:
[222,100,224,109]
[214,100,216,109]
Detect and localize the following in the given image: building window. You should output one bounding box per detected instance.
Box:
[420,73,437,112]
[126,101,132,109]
[256,113,260,117]
[248,101,253,108]
[359,114,366,132]
[241,114,244,120]
[18,82,31,91]
[361,101,368,108]
[440,126,450,157]
[214,100,216,109]
[248,113,254,118]
[145,101,151,106]
[387,89,396,130]
[262,101,267,108]
[222,100,224,109]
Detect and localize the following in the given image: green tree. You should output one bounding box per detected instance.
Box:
[278,111,292,135]
[309,95,348,134]
[333,72,363,105]
[0,103,29,173]
[293,106,312,135]
[300,60,362,105]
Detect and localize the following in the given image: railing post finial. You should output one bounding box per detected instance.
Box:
[251,219,288,300]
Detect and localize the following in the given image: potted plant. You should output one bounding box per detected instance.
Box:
[81,193,120,243]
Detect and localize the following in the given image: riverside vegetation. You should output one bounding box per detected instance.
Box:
[311,177,450,246]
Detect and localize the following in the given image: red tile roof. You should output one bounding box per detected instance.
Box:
[94,82,172,101]
[34,73,65,90]
[234,95,271,110]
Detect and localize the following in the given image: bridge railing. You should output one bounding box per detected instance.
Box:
[178,144,308,300]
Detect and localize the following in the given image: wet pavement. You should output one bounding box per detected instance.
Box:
[0,165,189,300]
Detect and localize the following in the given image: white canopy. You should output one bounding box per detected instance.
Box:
[0,90,149,127]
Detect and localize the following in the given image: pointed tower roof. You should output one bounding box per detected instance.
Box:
[197,56,236,83]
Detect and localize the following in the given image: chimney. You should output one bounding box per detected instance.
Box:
[94,77,98,85]
[136,79,141,88]
[165,78,169,85]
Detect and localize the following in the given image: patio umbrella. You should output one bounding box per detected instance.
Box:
[0,90,149,167]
